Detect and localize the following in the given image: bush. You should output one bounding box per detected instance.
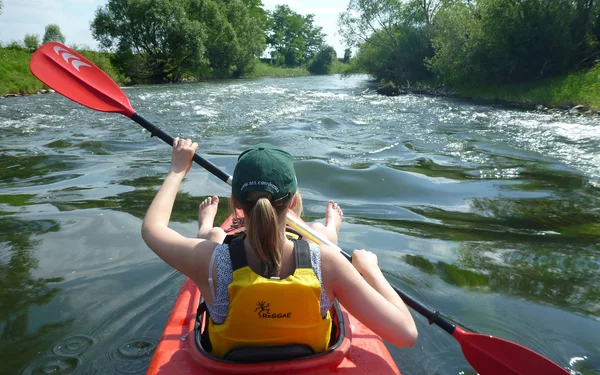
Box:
[428,0,600,85]
[23,34,40,52]
[308,46,337,74]
[5,41,25,51]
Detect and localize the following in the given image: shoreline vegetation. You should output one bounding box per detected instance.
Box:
[2,45,597,116]
[376,62,600,114]
[0,48,349,97]
[339,0,600,115]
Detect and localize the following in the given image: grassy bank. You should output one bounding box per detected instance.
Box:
[0,47,124,97]
[244,61,310,78]
[459,63,600,111]
[330,60,353,74]
[243,60,353,78]
[0,49,46,96]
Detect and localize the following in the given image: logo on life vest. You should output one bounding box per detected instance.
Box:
[255,301,291,319]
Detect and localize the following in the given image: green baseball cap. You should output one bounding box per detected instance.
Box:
[232,143,297,203]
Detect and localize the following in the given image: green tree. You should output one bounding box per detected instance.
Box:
[267,5,325,67]
[188,0,266,78]
[342,48,352,63]
[5,41,24,50]
[91,0,207,83]
[308,45,337,74]
[42,24,65,44]
[428,0,600,85]
[338,0,435,84]
[242,0,268,31]
[23,34,40,52]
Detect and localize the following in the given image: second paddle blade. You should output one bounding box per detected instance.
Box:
[29,42,135,117]
[454,328,569,375]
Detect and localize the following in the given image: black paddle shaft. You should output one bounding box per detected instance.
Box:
[392,286,456,335]
[131,113,232,184]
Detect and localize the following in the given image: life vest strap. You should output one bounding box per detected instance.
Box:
[228,237,312,272]
[295,240,311,269]
[229,237,248,271]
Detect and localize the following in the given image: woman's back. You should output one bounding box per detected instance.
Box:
[142,139,417,359]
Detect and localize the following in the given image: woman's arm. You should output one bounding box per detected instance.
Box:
[321,247,418,348]
[141,138,214,279]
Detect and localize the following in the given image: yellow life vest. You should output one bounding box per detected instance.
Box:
[208,238,332,358]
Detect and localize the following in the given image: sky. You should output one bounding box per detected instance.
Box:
[0,0,350,55]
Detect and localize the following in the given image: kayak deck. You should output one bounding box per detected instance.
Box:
[146,213,401,374]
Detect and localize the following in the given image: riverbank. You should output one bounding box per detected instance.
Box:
[5,46,596,115]
[459,63,600,113]
[0,48,46,97]
[377,63,600,114]
[243,61,310,78]
[243,60,350,78]
[0,48,122,97]
[0,48,352,97]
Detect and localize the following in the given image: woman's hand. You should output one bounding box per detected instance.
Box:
[352,249,380,276]
[170,138,198,176]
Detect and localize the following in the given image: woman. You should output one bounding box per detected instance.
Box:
[142,138,417,358]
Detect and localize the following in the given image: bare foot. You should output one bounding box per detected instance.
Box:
[325,200,343,234]
[198,196,219,238]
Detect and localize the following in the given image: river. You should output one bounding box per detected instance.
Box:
[1,74,599,375]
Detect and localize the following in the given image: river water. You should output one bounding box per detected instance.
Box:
[1,75,599,375]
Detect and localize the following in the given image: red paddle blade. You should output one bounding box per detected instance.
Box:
[453,328,569,375]
[29,42,135,117]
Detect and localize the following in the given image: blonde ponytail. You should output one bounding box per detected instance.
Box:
[246,197,284,278]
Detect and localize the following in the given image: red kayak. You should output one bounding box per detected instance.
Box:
[146,212,401,375]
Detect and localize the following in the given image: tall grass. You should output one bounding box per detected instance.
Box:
[244,61,310,78]
[0,47,124,97]
[0,48,46,96]
[460,63,600,110]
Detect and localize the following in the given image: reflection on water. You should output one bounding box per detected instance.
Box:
[0,75,599,374]
[0,217,65,372]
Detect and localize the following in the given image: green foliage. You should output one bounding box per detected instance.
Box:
[342,48,352,63]
[267,5,325,67]
[0,47,125,96]
[23,34,40,52]
[92,0,207,83]
[242,60,310,78]
[76,48,126,85]
[189,0,266,78]
[5,41,24,51]
[459,62,600,110]
[340,0,600,92]
[428,0,600,85]
[92,0,266,83]
[338,0,434,84]
[0,48,46,96]
[330,59,353,74]
[308,46,337,74]
[242,0,268,32]
[42,24,65,44]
